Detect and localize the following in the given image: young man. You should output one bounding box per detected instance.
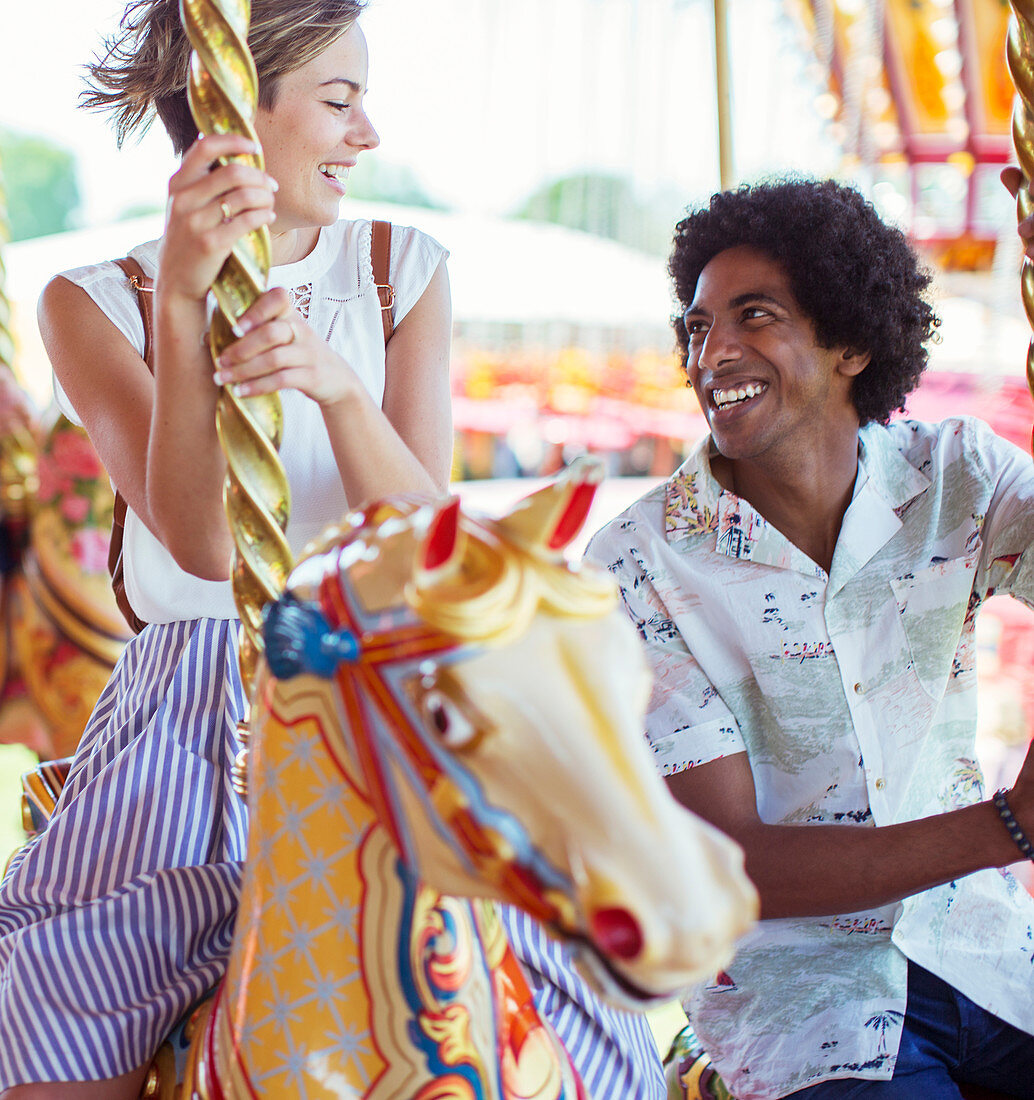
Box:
[588,179,1034,1099]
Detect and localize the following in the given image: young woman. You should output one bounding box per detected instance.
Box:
[0,2,666,1095]
[0,3,450,1096]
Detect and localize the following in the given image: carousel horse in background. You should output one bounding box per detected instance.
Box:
[664,1024,733,1100]
[0,149,129,764]
[0,405,130,764]
[135,459,755,1098]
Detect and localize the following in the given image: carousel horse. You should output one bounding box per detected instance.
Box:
[0,408,130,762]
[0,148,129,762]
[89,459,751,1098]
[663,1025,732,1100]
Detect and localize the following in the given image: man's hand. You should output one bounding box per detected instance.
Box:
[1001,166,1034,264]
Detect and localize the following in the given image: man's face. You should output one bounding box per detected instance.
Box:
[682,246,864,465]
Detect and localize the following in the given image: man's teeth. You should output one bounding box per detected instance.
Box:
[319,164,350,182]
[712,383,766,410]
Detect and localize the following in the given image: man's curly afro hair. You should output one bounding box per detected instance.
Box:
[669,178,940,426]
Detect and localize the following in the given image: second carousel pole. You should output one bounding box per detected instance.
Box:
[1008,0,1034,455]
[714,0,734,191]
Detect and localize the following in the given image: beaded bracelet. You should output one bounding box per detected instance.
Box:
[993,788,1034,862]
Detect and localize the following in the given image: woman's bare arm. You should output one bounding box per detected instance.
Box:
[378,261,453,494]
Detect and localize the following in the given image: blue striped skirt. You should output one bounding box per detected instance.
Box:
[502,907,667,1099]
[0,618,664,1096]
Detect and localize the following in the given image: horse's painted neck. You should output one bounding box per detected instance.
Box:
[207,665,583,1100]
[219,674,390,1095]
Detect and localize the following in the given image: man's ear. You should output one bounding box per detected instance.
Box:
[836,347,871,378]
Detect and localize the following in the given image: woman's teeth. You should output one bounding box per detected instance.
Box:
[319,164,350,182]
[712,383,766,410]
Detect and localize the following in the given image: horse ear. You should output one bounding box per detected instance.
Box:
[496,456,605,556]
[418,496,465,578]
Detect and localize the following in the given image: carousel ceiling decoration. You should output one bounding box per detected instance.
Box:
[789,0,1013,268]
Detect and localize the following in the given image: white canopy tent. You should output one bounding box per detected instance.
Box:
[6,201,1028,416]
[5,202,675,407]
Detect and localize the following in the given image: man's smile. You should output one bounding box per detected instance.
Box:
[710,382,769,411]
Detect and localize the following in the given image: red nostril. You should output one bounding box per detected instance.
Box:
[589,906,644,961]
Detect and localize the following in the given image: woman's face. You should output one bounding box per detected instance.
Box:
[256,23,379,237]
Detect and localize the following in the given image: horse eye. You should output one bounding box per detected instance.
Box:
[422,689,476,749]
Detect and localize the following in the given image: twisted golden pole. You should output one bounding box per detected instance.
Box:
[1008,0,1034,454]
[180,0,292,706]
[0,152,37,520]
[713,0,733,191]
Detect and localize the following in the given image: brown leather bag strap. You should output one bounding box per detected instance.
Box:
[107,257,155,634]
[371,220,394,346]
[113,256,155,369]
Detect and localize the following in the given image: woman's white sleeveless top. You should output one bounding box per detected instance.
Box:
[53,218,447,623]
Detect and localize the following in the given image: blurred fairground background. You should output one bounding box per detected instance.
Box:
[2,0,1034,998]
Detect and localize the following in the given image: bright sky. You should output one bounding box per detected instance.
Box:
[0,0,839,228]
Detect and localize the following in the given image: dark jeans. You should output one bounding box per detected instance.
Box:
[785,962,1034,1098]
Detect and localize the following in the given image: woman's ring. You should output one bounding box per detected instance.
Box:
[220,200,233,224]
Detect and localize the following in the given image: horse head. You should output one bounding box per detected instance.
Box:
[263,459,757,1008]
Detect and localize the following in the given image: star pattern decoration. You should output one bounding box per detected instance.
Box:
[228,697,381,1094]
[319,1024,375,1085]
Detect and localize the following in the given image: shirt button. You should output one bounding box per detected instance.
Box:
[853,682,864,694]
[875,778,886,791]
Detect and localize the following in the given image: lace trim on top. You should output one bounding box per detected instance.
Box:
[356,219,375,295]
[288,283,313,319]
[286,222,376,321]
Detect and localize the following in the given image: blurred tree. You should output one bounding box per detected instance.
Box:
[0,130,81,242]
[116,202,164,222]
[344,156,445,208]
[515,172,695,257]
[518,172,636,238]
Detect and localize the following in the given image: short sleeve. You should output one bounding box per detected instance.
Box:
[586,517,746,776]
[52,376,82,426]
[969,417,1034,606]
[46,246,155,426]
[388,226,448,326]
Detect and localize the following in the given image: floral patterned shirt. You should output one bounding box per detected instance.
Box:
[587,417,1034,1100]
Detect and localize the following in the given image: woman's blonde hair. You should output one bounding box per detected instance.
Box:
[82,0,366,155]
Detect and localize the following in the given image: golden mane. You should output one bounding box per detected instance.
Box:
[405,513,617,647]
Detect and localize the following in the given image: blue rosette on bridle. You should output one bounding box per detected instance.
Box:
[263,591,360,679]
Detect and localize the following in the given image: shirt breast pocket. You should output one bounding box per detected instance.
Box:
[889,554,977,700]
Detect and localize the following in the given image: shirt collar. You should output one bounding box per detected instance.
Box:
[664,436,723,543]
[664,424,932,560]
[855,420,931,513]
